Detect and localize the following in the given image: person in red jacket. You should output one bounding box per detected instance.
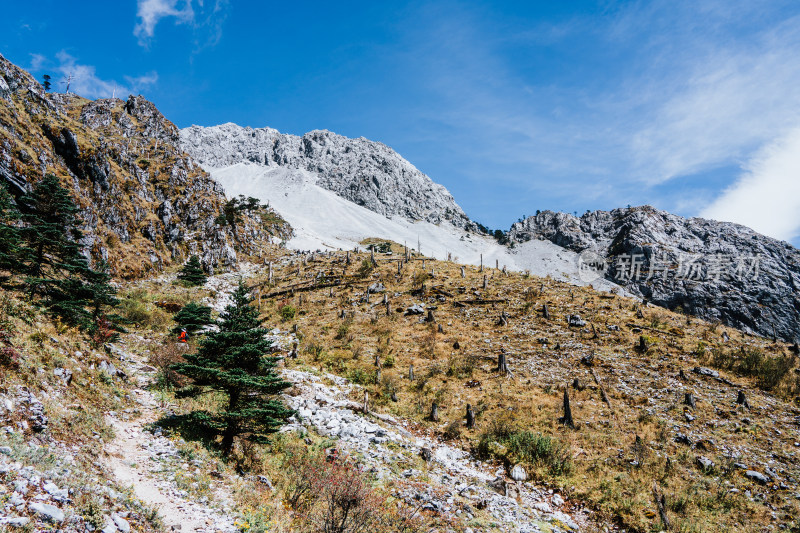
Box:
[178,329,187,343]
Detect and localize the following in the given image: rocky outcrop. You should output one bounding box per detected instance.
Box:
[510,206,800,341]
[0,54,285,277]
[180,123,473,229]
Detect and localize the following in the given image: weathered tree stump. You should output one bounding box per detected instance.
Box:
[542,304,550,319]
[637,335,648,352]
[430,401,439,422]
[483,275,488,289]
[559,388,575,428]
[466,403,475,429]
[460,266,465,278]
[736,390,750,409]
[426,310,436,323]
[684,391,696,408]
[437,323,444,333]
[408,364,414,381]
[497,351,509,374]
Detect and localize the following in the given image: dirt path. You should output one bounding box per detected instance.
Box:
[103,344,239,532]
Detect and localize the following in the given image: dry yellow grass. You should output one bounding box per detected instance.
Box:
[250,246,800,532]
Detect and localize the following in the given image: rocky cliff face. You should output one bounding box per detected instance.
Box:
[180,123,473,229]
[0,54,285,278]
[510,206,800,341]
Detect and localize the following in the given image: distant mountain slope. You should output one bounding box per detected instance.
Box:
[0,54,283,277]
[510,206,800,341]
[203,162,622,292]
[180,123,473,228]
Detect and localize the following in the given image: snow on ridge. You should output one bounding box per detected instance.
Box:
[206,162,620,292]
[179,123,471,228]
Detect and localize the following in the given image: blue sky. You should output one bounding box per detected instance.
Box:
[3,1,800,244]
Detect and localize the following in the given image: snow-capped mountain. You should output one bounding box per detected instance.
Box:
[180,123,472,228]
[179,124,621,292]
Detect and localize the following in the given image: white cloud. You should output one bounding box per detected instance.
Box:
[29,53,46,71]
[134,0,194,44]
[133,0,228,49]
[701,128,800,242]
[54,52,158,99]
[393,3,800,229]
[628,16,800,184]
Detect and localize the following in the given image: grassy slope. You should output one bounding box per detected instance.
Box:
[248,245,800,532]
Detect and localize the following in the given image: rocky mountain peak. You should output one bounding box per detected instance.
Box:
[0,54,285,277]
[180,122,473,229]
[510,206,800,341]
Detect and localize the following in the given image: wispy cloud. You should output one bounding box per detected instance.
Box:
[48,51,158,99]
[133,0,229,49]
[392,2,800,239]
[701,128,800,242]
[134,0,194,45]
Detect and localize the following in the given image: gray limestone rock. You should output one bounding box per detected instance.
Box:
[510,206,800,340]
[180,123,473,229]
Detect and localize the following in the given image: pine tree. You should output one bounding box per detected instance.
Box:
[0,181,21,276]
[177,255,207,286]
[42,74,52,92]
[15,174,117,329]
[17,174,83,295]
[85,260,120,320]
[172,301,213,334]
[173,281,292,455]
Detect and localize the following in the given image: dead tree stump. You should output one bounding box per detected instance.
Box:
[430,401,439,422]
[408,364,414,381]
[559,388,575,428]
[497,351,509,374]
[736,390,750,409]
[466,404,475,429]
[684,392,696,409]
[542,304,550,319]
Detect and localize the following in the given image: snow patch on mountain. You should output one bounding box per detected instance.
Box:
[206,163,620,291]
[180,123,471,228]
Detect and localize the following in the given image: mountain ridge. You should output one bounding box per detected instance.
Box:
[180,122,473,229]
[510,206,800,341]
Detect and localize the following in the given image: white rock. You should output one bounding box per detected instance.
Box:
[510,464,528,482]
[112,513,131,532]
[29,502,64,523]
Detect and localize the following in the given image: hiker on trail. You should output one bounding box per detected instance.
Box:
[179,329,187,343]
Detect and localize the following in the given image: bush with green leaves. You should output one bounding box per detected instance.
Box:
[477,418,572,476]
[278,303,296,322]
